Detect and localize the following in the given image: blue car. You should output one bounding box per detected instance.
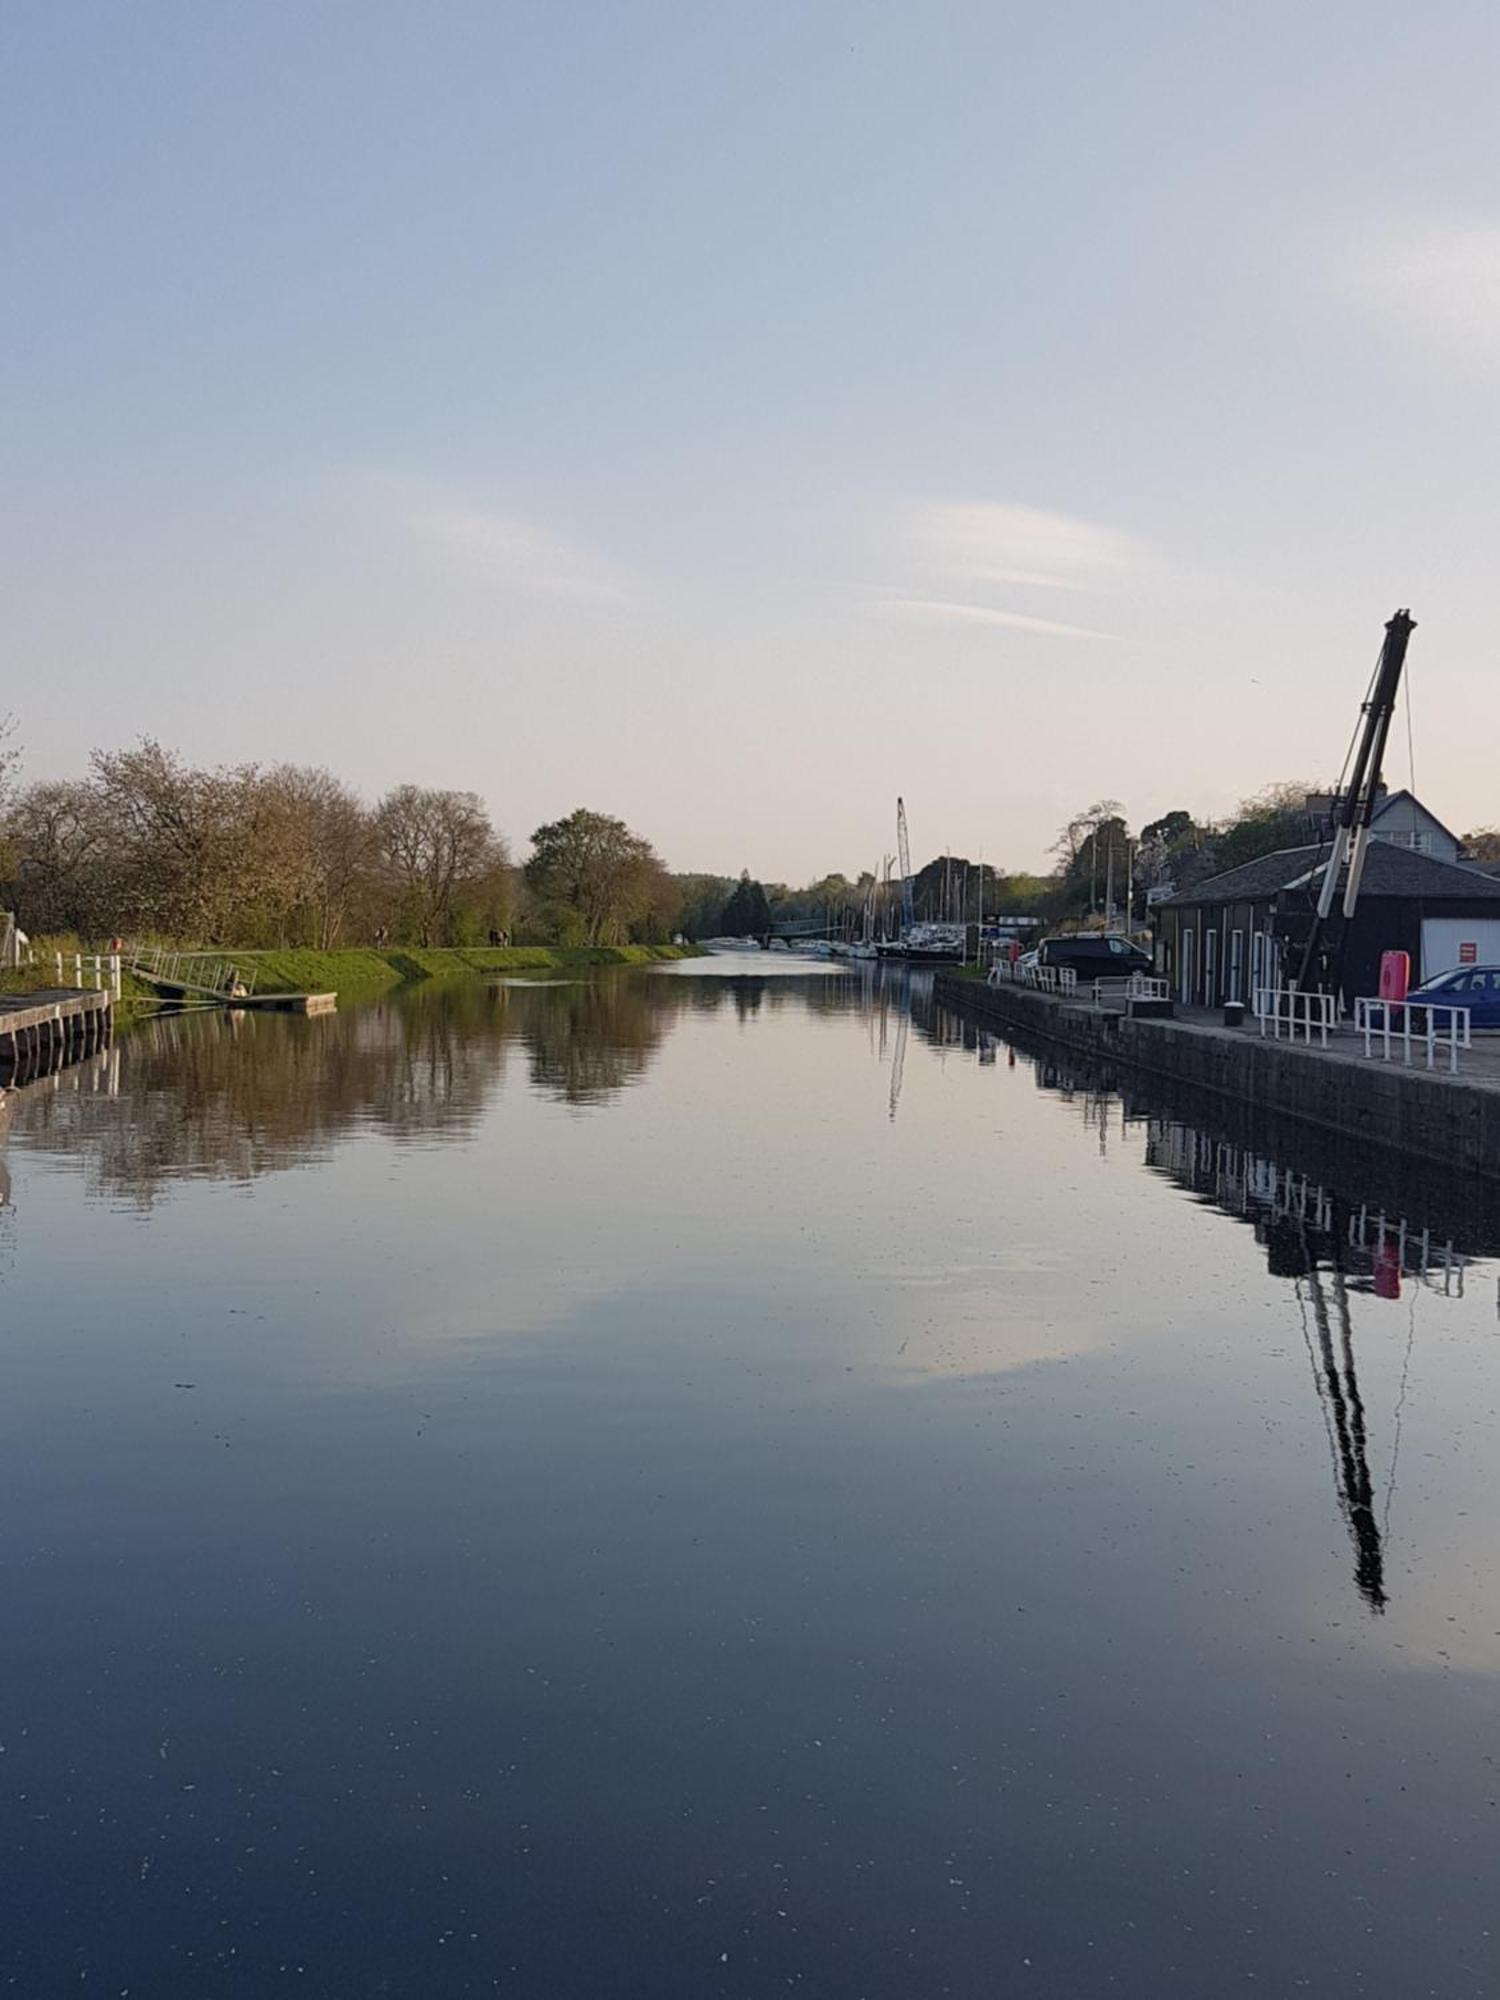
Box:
[1402,965,1500,1029]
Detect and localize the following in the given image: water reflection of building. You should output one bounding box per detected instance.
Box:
[1141,1119,1490,1613]
[926,995,1500,1617]
[1144,1120,1472,1300]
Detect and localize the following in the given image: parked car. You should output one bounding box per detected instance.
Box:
[1402,965,1500,1030]
[1037,933,1153,982]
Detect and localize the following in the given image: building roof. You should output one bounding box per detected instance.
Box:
[1160,842,1500,908]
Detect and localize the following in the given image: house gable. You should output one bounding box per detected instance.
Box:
[1369,790,1461,863]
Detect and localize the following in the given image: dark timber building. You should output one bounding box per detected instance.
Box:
[1155,844,1500,1013]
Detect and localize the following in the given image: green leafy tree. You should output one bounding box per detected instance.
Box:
[1052,801,1129,917]
[525,808,668,945]
[1133,808,1211,912]
[719,871,771,937]
[909,855,1002,923]
[1139,809,1196,848]
[673,873,735,939]
[1211,782,1318,874]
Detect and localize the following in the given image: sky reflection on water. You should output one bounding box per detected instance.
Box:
[0,963,1497,1997]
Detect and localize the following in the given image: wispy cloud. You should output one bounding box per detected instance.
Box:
[337,472,647,607]
[407,505,643,606]
[1334,212,1500,367]
[914,500,1144,594]
[861,498,1143,643]
[881,596,1123,642]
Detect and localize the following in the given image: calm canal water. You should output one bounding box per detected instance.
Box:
[3,959,1498,1997]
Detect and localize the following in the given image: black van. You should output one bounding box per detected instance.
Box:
[1037,933,1153,980]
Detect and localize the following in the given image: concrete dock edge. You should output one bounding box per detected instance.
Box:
[935,973,1500,1182]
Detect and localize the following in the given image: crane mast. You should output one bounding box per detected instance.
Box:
[896,796,915,934]
[1296,609,1416,994]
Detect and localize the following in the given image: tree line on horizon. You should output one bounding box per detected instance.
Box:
[4,719,1496,950]
[0,732,679,950]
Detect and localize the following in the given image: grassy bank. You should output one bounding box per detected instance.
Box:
[231,941,702,997]
[0,942,701,1028]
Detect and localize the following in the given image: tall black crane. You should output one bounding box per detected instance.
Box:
[1296,608,1417,995]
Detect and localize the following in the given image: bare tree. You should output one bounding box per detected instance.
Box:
[260,766,376,947]
[0,713,19,813]
[4,778,121,936]
[374,785,504,945]
[90,739,256,938]
[1052,798,1125,867]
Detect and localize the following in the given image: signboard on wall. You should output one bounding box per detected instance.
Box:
[1420,919,1500,978]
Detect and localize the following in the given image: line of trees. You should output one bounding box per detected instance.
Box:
[7,714,1492,952]
[0,735,678,950]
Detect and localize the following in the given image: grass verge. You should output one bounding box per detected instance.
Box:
[1,942,701,1029]
[222,942,702,996]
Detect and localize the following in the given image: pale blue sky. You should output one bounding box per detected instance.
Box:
[5,2,1498,877]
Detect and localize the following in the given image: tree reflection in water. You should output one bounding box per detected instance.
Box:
[0,971,837,1207]
[8,965,1498,1623]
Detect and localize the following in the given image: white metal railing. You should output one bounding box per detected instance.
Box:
[1356,996,1472,1074]
[987,958,1077,997]
[1092,973,1171,1012]
[19,948,122,1000]
[68,951,122,999]
[128,944,256,998]
[1256,987,1336,1047]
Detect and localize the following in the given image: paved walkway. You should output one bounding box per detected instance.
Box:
[1169,1002,1500,1092]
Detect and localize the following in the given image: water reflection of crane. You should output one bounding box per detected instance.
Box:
[888,1006,907,1122]
[1143,1120,1482,1617]
[1276,1217,1387,1611]
[868,963,913,1122]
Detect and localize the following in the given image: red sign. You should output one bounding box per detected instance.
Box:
[1460,940,1478,964]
